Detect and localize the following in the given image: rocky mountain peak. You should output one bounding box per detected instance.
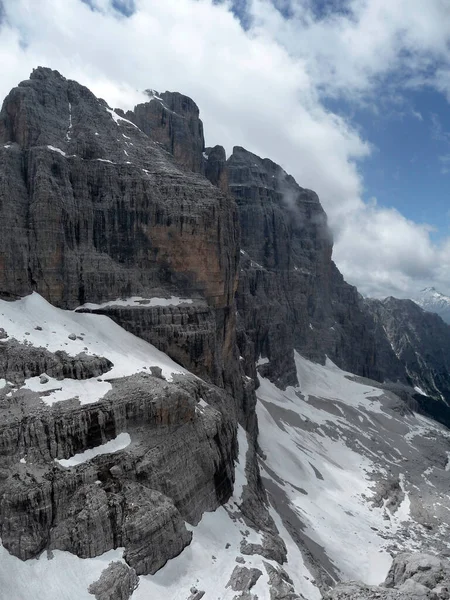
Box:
[2,67,450,600]
[124,88,205,173]
[414,286,450,324]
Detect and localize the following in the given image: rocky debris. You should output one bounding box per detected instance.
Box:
[264,562,305,599]
[226,565,262,591]
[0,328,8,339]
[88,561,139,600]
[385,553,450,590]
[371,477,405,514]
[149,365,164,379]
[326,553,450,599]
[0,340,113,384]
[187,587,205,600]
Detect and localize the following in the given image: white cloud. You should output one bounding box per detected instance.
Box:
[1,0,450,298]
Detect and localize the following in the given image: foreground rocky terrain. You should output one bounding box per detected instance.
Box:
[1,67,450,599]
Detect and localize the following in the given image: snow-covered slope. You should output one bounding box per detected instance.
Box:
[0,292,187,405]
[413,287,450,324]
[256,352,450,592]
[2,309,450,600]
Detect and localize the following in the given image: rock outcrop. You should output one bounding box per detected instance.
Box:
[0,339,112,384]
[0,370,237,573]
[125,90,206,175]
[89,561,139,600]
[365,296,450,419]
[326,553,450,599]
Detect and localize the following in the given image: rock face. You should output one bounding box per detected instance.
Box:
[0,370,237,573]
[0,67,241,394]
[366,296,450,417]
[3,67,450,600]
[126,89,206,175]
[0,339,112,384]
[218,146,388,387]
[88,561,139,600]
[326,553,450,599]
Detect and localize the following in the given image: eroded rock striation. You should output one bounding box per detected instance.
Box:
[0,67,243,397]
[0,370,237,573]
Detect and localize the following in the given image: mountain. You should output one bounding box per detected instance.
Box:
[414,286,450,324]
[1,67,450,600]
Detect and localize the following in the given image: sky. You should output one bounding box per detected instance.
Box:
[1,0,450,299]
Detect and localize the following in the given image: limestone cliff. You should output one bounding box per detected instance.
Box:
[0,67,241,394]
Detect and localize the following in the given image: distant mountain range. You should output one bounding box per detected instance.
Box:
[413,287,450,324]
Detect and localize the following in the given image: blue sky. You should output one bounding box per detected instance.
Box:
[228,0,450,242]
[329,89,450,240]
[1,0,450,298]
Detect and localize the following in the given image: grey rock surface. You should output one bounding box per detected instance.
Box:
[0,339,112,384]
[226,565,263,591]
[0,369,237,574]
[0,66,241,398]
[220,146,395,388]
[126,89,206,174]
[88,561,139,600]
[326,553,450,599]
[365,297,450,424]
[264,562,305,599]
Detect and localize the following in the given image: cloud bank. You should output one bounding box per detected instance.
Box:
[1,0,450,298]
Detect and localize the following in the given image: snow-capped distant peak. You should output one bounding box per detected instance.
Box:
[413,287,450,324]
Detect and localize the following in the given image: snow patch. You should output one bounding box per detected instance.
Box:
[0,544,125,600]
[256,352,394,585]
[77,296,194,310]
[233,425,248,501]
[106,107,139,129]
[23,374,112,406]
[66,102,72,141]
[56,433,131,467]
[0,293,187,405]
[47,145,66,157]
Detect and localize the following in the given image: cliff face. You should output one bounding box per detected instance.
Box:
[206,146,392,387]
[366,296,450,413]
[3,68,450,599]
[0,67,241,393]
[0,367,237,573]
[126,90,206,175]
